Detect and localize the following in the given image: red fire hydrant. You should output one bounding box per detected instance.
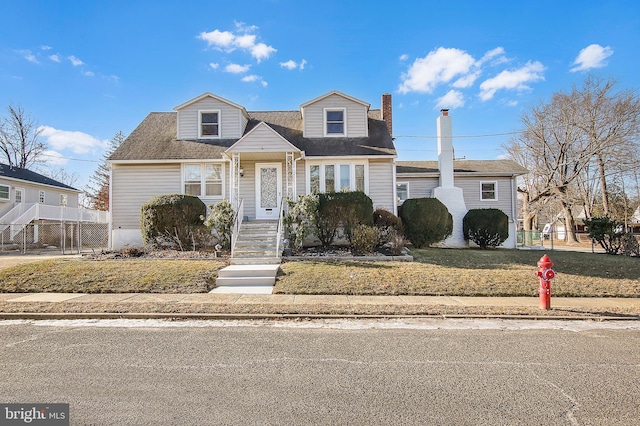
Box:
[536,254,555,310]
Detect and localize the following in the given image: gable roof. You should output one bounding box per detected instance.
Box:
[173,92,249,115]
[109,109,396,162]
[396,160,528,176]
[0,164,79,191]
[299,90,370,109]
[226,121,301,153]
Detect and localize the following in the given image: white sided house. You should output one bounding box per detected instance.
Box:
[0,164,108,242]
[109,92,526,252]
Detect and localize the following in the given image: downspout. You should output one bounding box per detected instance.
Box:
[392,159,398,216]
[107,162,113,249]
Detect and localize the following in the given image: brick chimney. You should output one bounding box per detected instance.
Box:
[381,93,392,136]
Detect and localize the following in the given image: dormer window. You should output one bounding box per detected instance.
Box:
[199,110,220,138]
[325,108,346,136]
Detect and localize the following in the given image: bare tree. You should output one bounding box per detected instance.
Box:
[0,104,45,168]
[85,131,125,211]
[572,75,640,216]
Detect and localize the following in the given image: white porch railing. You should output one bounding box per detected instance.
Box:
[275,197,286,258]
[230,198,244,258]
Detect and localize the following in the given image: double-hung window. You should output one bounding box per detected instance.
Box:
[199,110,220,138]
[184,163,223,197]
[396,182,409,205]
[309,162,367,194]
[325,108,345,136]
[0,185,9,201]
[480,181,497,201]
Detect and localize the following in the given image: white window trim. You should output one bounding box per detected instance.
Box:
[396,181,409,205]
[306,160,369,194]
[323,107,347,137]
[480,181,498,201]
[198,109,221,139]
[182,162,225,199]
[0,184,9,201]
[38,190,45,204]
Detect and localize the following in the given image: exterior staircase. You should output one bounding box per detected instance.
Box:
[230,221,281,265]
[212,220,282,294]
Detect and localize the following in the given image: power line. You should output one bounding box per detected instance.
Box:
[39,152,101,163]
[394,131,522,139]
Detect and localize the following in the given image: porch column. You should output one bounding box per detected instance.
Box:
[286,152,295,199]
[231,153,241,209]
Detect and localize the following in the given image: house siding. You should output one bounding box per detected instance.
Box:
[302,94,368,138]
[231,124,296,152]
[400,177,439,199]
[111,164,181,229]
[177,98,244,140]
[456,176,516,221]
[368,160,395,212]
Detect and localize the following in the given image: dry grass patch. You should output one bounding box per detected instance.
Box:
[275,248,640,297]
[0,259,226,293]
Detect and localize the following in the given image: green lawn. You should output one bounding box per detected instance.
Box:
[0,249,638,297]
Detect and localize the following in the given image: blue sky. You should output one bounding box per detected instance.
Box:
[1,0,638,190]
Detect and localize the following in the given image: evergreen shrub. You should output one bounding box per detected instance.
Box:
[399,198,452,248]
[140,194,207,249]
[462,208,509,248]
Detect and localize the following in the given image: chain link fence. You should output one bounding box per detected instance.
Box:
[0,221,109,254]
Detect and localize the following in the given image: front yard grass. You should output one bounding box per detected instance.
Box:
[0,248,637,297]
[0,259,225,293]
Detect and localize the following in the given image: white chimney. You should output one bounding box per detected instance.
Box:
[437,109,454,187]
[432,109,468,248]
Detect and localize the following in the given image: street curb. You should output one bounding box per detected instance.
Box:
[1,312,638,321]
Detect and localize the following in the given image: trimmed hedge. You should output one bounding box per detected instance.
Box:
[399,198,452,248]
[463,208,509,248]
[315,191,373,246]
[140,194,207,248]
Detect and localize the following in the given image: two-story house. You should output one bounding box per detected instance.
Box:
[108,91,397,249]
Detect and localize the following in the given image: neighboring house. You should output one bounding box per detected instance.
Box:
[0,164,107,242]
[108,91,527,249]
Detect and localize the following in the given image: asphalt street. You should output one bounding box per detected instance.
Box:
[1,319,639,425]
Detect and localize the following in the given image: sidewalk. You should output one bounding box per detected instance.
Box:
[1,292,639,320]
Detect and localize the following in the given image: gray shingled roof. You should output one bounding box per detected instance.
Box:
[396,160,528,175]
[109,110,395,161]
[0,164,78,190]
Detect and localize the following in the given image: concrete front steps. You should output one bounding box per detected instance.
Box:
[210,264,280,294]
[230,220,281,265]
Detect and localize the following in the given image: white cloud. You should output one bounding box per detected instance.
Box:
[83,70,95,77]
[452,70,481,89]
[68,56,84,66]
[40,45,52,51]
[198,24,276,62]
[479,47,506,65]
[225,63,250,73]
[241,75,267,87]
[49,54,61,62]
[280,60,297,70]
[39,126,107,154]
[40,150,67,166]
[479,61,545,101]
[17,49,38,63]
[399,54,409,61]
[436,90,465,109]
[398,47,476,94]
[209,62,219,70]
[280,59,307,70]
[570,44,613,72]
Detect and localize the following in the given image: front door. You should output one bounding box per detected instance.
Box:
[255,163,282,220]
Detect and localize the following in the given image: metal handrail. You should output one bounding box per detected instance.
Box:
[275,197,286,257]
[230,198,244,258]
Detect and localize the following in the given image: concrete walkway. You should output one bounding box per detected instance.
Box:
[1,292,638,310]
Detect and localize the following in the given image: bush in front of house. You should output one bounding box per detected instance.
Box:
[351,224,380,255]
[315,191,374,246]
[284,194,318,249]
[463,208,509,249]
[203,199,235,250]
[399,198,453,248]
[373,208,406,254]
[140,194,207,249]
